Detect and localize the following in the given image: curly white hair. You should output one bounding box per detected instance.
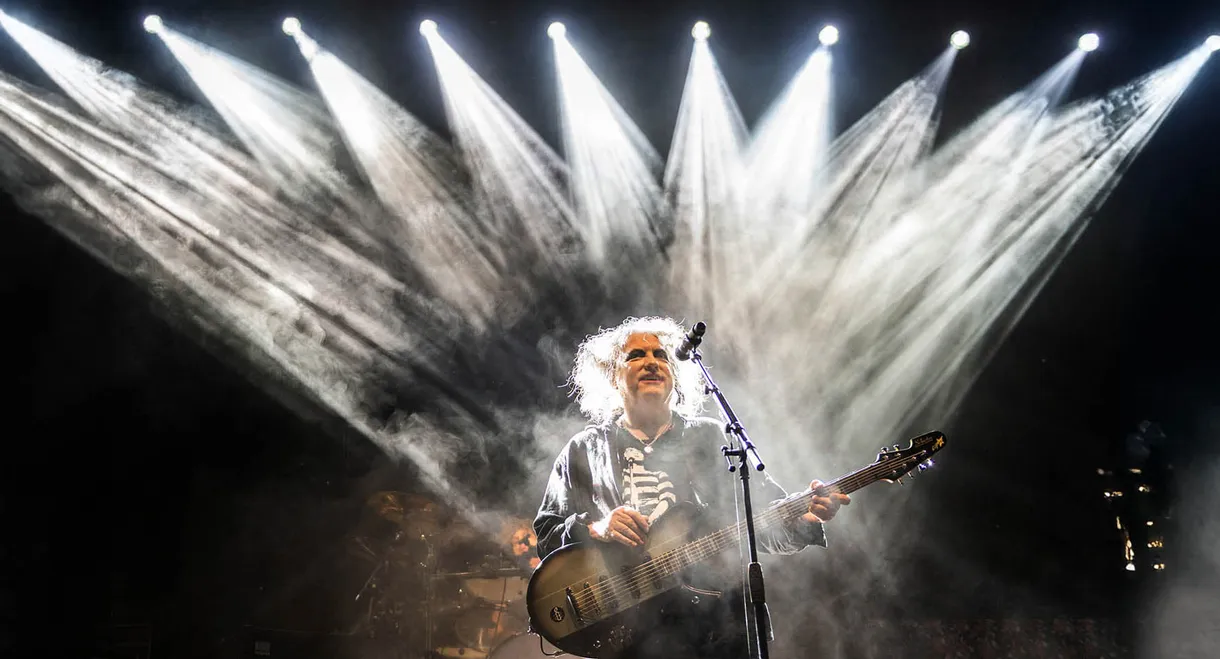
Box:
[568,316,706,424]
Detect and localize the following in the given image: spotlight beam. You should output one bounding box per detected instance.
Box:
[665,35,747,318]
[0,14,507,526]
[421,25,584,284]
[551,31,665,262]
[744,44,835,221]
[295,34,508,325]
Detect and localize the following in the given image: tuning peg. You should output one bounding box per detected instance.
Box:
[892,444,901,452]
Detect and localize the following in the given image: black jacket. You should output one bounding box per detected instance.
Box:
[534,413,827,560]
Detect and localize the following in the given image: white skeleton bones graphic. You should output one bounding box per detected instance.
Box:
[622,446,677,523]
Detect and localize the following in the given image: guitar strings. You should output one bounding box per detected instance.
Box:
[569,457,915,612]
[566,455,924,614]
[582,447,930,606]
[570,461,892,612]
[570,497,802,612]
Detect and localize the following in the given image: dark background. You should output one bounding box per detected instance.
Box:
[1,0,1218,657]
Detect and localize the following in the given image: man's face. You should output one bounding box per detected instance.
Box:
[615,333,675,413]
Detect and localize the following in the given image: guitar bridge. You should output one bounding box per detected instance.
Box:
[565,587,584,624]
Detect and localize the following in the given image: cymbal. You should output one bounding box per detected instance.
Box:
[366,491,440,527]
[367,491,436,513]
[432,567,532,579]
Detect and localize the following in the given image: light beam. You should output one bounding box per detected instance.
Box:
[422,22,584,281]
[150,26,357,199]
[665,35,748,323]
[0,14,519,531]
[1078,32,1100,52]
[551,27,666,263]
[295,33,509,327]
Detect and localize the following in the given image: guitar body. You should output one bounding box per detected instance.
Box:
[526,503,709,658]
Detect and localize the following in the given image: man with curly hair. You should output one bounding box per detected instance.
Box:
[533,316,849,658]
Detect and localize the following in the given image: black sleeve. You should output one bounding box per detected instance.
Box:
[757,476,828,555]
[689,423,827,556]
[533,437,594,559]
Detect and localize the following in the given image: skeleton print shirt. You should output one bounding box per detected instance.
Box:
[534,413,827,559]
[621,445,678,523]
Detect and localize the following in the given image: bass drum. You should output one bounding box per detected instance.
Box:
[488,633,561,659]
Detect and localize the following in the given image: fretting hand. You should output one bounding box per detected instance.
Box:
[803,479,851,524]
[589,506,650,547]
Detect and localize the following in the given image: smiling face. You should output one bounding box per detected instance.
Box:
[615,332,675,416]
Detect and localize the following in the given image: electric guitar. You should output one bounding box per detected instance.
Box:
[525,430,947,657]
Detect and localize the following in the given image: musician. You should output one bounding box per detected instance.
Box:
[534,316,850,658]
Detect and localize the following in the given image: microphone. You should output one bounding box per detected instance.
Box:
[675,321,707,361]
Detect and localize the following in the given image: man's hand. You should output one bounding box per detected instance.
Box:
[803,479,850,524]
[589,506,650,547]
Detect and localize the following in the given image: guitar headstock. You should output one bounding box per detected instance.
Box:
[875,430,946,484]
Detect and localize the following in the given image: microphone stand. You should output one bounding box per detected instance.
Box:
[683,331,771,659]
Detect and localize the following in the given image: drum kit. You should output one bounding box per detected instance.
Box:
[348,491,560,659]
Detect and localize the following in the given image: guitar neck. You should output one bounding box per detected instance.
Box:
[654,456,916,575]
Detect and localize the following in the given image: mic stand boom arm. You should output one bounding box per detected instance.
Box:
[686,344,771,659]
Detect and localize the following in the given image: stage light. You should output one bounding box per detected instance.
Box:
[548,22,566,40]
[818,25,839,46]
[143,15,163,34]
[1206,35,1220,52]
[419,19,438,36]
[1078,32,1100,52]
[282,17,301,36]
[950,30,970,50]
[692,21,711,41]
